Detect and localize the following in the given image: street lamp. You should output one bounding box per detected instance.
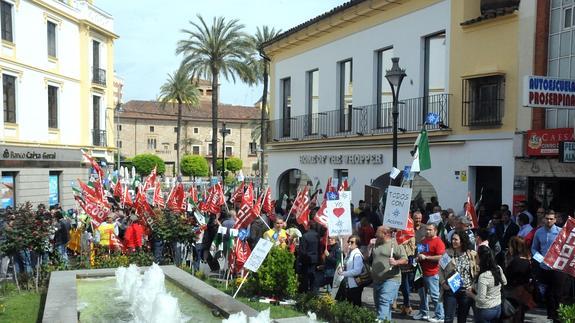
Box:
[385,57,406,169]
[115,102,124,171]
[219,122,231,181]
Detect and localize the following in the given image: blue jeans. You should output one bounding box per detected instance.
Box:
[474,305,500,323]
[443,288,474,323]
[153,240,164,264]
[56,244,68,266]
[373,279,401,320]
[418,274,444,319]
[13,249,32,275]
[401,271,415,307]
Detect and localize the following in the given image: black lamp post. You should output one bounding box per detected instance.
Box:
[115,102,124,171]
[385,57,407,169]
[220,122,231,180]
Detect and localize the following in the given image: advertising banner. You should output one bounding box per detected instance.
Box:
[526,128,574,156]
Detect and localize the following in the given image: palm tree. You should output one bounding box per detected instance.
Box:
[177,15,255,176]
[158,63,200,176]
[249,26,282,188]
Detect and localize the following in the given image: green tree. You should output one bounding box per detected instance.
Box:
[181,155,209,177]
[216,157,243,173]
[249,26,282,187]
[158,63,200,176]
[132,153,166,176]
[177,15,255,175]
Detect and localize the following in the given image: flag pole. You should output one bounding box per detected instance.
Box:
[285,188,301,223]
[258,188,272,230]
[233,271,250,298]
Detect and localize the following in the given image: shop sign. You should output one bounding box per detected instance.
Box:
[523,75,575,109]
[559,141,575,163]
[0,146,81,162]
[526,128,574,156]
[299,153,383,165]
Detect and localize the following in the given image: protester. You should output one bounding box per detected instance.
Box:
[514,201,533,225]
[466,245,507,323]
[495,210,519,266]
[413,211,426,244]
[516,213,533,238]
[124,215,144,252]
[336,234,364,306]
[369,226,407,321]
[447,216,475,250]
[531,210,566,322]
[96,214,118,248]
[321,236,341,292]
[412,223,445,322]
[399,229,417,316]
[439,230,478,323]
[53,211,70,266]
[358,216,375,255]
[298,222,321,293]
[263,216,288,248]
[504,236,533,323]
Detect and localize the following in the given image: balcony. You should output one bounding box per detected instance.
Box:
[267,94,450,143]
[92,67,106,86]
[92,129,107,147]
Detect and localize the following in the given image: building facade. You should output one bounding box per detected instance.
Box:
[0,0,117,210]
[118,98,261,178]
[263,0,534,217]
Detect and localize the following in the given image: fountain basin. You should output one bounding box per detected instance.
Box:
[42,265,258,323]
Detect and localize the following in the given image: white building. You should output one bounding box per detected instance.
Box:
[0,0,117,209]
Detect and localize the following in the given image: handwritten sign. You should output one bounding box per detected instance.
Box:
[383,186,412,230]
[428,212,442,224]
[244,239,274,272]
[327,191,352,236]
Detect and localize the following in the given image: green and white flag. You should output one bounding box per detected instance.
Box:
[411,129,431,172]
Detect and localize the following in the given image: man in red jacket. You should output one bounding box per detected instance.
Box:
[124,215,144,252]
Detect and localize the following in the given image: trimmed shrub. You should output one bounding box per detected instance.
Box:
[216,157,243,173]
[132,154,165,176]
[181,155,209,177]
[244,246,297,299]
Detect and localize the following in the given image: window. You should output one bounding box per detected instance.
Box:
[174,127,178,133]
[225,146,233,157]
[208,143,213,155]
[92,95,103,146]
[1,172,16,208]
[149,126,154,132]
[281,77,291,137]
[174,143,178,150]
[47,21,57,57]
[424,32,447,119]
[1,1,13,43]
[249,142,257,155]
[3,74,16,123]
[376,48,393,128]
[49,171,60,207]
[48,85,58,128]
[192,145,200,155]
[117,124,122,131]
[462,75,505,127]
[335,169,349,190]
[338,59,353,132]
[565,7,573,29]
[118,140,122,148]
[306,69,319,135]
[147,138,157,150]
[193,127,198,134]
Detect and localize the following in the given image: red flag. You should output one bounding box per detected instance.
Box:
[543,217,575,278]
[153,184,165,208]
[313,200,328,228]
[188,185,198,204]
[143,166,157,191]
[167,183,185,212]
[293,186,311,230]
[396,216,415,245]
[75,195,110,228]
[233,184,259,229]
[205,183,225,214]
[465,193,479,229]
[134,188,155,220]
[122,185,133,207]
[262,187,274,214]
[109,231,124,251]
[77,179,97,200]
[231,182,245,204]
[230,239,251,273]
[113,181,123,198]
[338,178,349,192]
[82,151,105,180]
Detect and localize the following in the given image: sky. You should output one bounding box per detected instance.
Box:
[97,0,348,106]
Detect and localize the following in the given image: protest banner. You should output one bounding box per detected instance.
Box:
[383,186,412,230]
[543,217,575,278]
[326,191,352,237]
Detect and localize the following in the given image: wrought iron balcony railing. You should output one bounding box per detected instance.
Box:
[92,67,106,86]
[92,129,107,147]
[267,94,450,143]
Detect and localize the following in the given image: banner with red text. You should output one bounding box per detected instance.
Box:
[543,217,575,278]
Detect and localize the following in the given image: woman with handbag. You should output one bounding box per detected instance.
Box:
[336,235,364,306]
[439,230,478,323]
[504,236,534,323]
[466,245,507,323]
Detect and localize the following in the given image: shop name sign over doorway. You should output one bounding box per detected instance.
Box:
[300,154,383,165]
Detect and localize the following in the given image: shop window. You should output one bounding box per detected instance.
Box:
[1,171,16,208]
[49,171,60,207]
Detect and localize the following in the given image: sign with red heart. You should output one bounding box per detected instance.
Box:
[327,191,352,236]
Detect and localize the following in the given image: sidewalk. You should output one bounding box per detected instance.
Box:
[361,286,552,323]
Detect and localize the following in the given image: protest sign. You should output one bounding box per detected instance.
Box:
[543,217,575,277]
[383,186,412,230]
[326,191,352,236]
[448,272,463,292]
[244,239,274,272]
[428,212,442,224]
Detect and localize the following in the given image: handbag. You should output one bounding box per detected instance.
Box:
[500,294,517,319]
[354,259,373,288]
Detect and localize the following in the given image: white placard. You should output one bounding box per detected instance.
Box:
[327,191,352,236]
[439,253,452,270]
[428,212,442,224]
[390,167,401,180]
[244,239,274,272]
[383,186,412,230]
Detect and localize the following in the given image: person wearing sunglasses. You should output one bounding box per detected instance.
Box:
[336,234,364,306]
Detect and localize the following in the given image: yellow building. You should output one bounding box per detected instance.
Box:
[0,0,118,209]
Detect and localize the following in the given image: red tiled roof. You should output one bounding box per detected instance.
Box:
[119,100,261,122]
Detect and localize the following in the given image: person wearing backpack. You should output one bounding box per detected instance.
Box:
[369,226,407,321]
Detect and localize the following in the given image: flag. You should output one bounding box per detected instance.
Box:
[188,185,198,204]
[167,183,185,212]
[292,186,311,230]
[261,187,274,214]
[153,184,165,208]
[465,192,479,229]
[230,239,251,273]
[205,183,226,215]
[113,180,123,198]
[122,185,133,207]
[82,151,105,180]
[143,166,157,191]
[313,200,328,228]
[543,217,575,278]
[231,182,245,204]
[233,183,258,229]
[338,178,349,192]
[411,129,431,172]
[109,232,124,251]
[396,216,415,245]
[77,179,97,200]
[74,195,110,228]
